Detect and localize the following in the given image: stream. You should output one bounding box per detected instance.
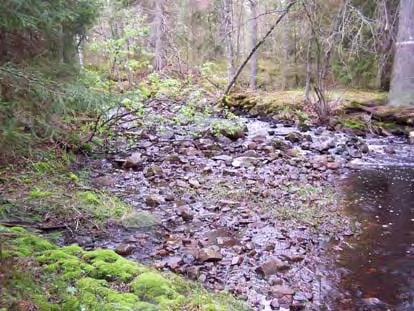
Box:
[334,167,414,310]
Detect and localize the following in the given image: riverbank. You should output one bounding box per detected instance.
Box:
[1,91,412,310]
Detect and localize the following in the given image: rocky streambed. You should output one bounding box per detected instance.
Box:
[66,100,414,310]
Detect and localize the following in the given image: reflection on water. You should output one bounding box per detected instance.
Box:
[338,167,414,310]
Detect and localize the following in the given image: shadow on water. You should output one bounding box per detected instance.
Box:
[337,167,414,310]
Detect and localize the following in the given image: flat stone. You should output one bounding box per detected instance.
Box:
[166,256,183,270]
[256,259,291,278]
[212,155,233,162]
[198,246,223,262]
[271,285,295,296]
[231,256,243,265]
[232,157,258,168]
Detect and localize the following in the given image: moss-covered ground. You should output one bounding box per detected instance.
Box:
[0,226,247,310]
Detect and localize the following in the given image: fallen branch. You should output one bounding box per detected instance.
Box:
[223,1,297,97]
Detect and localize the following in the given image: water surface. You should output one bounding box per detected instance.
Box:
[337,167,414,310]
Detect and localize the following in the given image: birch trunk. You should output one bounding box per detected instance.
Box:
[389,0,414,106]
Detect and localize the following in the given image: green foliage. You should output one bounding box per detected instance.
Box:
[139,73,184,99]
[0,64,116,160]
[333,54,378,89]
[0,0,99,32]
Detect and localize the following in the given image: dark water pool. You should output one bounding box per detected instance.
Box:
[336,167,414,310]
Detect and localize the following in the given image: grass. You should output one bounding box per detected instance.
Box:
[0,150,152,231]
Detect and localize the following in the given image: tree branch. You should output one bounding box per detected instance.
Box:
[223,1,297,96]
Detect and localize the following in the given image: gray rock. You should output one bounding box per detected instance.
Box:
[198,246,223,262]
[271,285,295,296]
[123,152,142,169]
[410,131,414,144]
[256,259,290,278]
[384,145,396,154]
[285,132,303,143]
[145,194,165,207]
[144,165,163,177]
[115,243,135,256]
[177,206,194,221]
[232,156,259,168]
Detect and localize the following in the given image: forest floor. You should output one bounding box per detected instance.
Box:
[1,88,411,310]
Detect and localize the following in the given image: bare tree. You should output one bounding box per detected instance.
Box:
[248,0,258,90]
[389,0,414,106]
[153,0,166,71]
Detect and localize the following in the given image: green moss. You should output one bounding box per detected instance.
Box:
[84,249,144,282]
[132,272,185,307]
[11,234,56,256]
[37,248,94,280]
[341,117,366,131]
[1,227,247,311]
[68,172,80,183]
[78,192,132,222]
[79,191,101,205]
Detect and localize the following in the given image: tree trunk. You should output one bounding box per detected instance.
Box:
[281,15,290,90]
[304,38,312,101]
[153,0,166,71]
[249,0,258,90]
[223,0,236,83]
[389,0,414,106]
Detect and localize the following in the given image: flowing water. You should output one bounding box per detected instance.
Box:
[337,167,414,310]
